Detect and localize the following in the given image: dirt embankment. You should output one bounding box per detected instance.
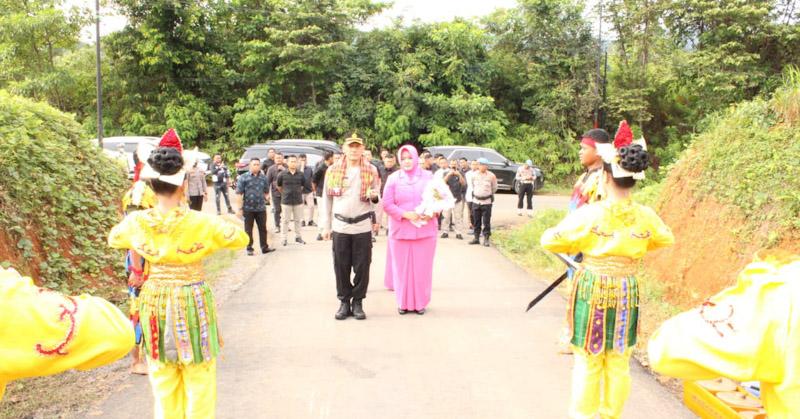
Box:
[645,162,799,311]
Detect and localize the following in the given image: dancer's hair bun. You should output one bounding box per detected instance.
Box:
[617,144,649,173]
[147,147,184,176]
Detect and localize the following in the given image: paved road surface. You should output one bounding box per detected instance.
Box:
[94,191,693,418]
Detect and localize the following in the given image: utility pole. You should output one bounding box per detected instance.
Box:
[601,50,608,128]
[594,0,603,129]
[95,0,104,147]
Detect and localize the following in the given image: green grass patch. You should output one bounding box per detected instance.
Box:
[537,183,573,196]
[203,249,238,283]
[494,208,568,277]
[633,180,665,210]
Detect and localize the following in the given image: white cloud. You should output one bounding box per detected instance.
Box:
[363,0,518,29]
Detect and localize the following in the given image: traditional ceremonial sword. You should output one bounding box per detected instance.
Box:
[525,253,582,312]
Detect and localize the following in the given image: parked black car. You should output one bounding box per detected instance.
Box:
[424,146,544,193]
[235,144,325,176]
[272,138,341,154]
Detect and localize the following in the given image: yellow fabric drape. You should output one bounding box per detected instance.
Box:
[0,267,134,400]
[648,253,800,418]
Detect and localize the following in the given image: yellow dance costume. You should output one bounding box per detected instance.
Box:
[541,198,674,419]
[108,206,248,419]
[648,252,800,418]
[0,267,134,400]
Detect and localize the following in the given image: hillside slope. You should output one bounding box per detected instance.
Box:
[646,72,800,307]
[0,91,128,299]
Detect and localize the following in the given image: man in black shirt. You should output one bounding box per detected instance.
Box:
[442,159,466,240]
[210,154,235,215]
[265,152,286,233]
[236,158,275,255]
[276,155,310,246]
[261,148,276,173]
[312,151,335,240]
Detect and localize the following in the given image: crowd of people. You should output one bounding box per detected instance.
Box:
[1,125,797,419]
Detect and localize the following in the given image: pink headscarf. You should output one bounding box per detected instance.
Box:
[397,144,423,183]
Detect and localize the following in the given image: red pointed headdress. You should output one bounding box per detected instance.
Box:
[159,128,183,154]
[133,161,144,182]
[613,120,633,149]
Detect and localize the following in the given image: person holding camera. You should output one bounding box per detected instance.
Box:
[442,159,466,240]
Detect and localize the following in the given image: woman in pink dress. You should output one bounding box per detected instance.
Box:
[382,145,438,315]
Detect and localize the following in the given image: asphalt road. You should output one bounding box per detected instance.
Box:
[92,190,693,419]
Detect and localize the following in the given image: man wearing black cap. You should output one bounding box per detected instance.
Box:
[320,133,381,321]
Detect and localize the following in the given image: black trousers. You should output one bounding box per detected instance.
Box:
[472,204,493,238]
[467,202,475,228]
[332,231,372,301]
[271,195,282,228]
[214,184,233,213]
[244,210,269,252]
[517,183,533,210]
[189,195,204,211]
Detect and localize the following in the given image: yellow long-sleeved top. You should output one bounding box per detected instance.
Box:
[0,268,134,400]
[648,253,800,418]
[541,198,674,259]
[108,206,248,265]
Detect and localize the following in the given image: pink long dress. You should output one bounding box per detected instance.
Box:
[382,145,438,311]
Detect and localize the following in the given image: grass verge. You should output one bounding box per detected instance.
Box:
[537,183,573,196]
[0,249,239,419]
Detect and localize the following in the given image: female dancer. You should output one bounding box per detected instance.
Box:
[382,145,438,314]
[541,121,674,418]
[109,129,248,418]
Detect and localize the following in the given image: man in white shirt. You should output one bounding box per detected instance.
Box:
[320,133,381,320]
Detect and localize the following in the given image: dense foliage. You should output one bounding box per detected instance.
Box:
[659,68,800,244]
[2,0,798,183]
[0,90,128,296]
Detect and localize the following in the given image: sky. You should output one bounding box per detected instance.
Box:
[363,0,519,29]
[70,0,604,42]
[70,0,520,42]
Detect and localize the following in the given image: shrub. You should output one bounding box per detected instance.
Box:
[0,91,127,296]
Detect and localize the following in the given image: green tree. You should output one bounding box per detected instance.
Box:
[0,0,89,111]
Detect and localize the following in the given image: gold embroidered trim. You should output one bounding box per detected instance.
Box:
[582,255,638,276]
[177,243,205,255]
[590,225,614,238]
[136,243,159,257]
[147,262,205,284]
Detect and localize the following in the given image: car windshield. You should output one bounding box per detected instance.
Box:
[242,148,268,160]
[102,142,139,153]
[484,151,506,163]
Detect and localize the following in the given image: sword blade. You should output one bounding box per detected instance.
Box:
[525,271,568,312]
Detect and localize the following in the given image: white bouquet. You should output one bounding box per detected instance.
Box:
[411,178,456,228]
